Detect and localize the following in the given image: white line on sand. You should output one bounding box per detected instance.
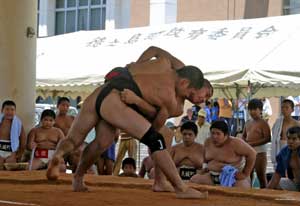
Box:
[0,200,40,206]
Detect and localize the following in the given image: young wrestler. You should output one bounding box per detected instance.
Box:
[54,97,79,172]
[170,121,204,180]
[119,157,138,178]
[242,99,271,188]
[191,120,256,188]
[271,99,300,169]
[0,100,26,169]
[267,126,300,191]
[27,109,65,170]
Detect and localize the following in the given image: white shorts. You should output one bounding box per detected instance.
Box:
[0,150,12,158]
[253,144,268,153]
[34,149,55,164]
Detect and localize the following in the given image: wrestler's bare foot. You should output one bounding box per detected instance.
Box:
[72,175,88,192]
[152,180,175,192]
[46,156,61,181]
[176,187,208,199]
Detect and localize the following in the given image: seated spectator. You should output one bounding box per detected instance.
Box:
[0,100,26,169]
[170,121,204,180]
[191,121,256,188]
[27,109,66,171]
[139,149,154,179]
[119,157,138,178]
[267,126,300,191]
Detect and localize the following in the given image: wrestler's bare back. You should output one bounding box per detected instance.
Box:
[128,58,184,117]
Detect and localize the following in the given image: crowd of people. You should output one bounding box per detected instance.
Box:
[1,96,299,192]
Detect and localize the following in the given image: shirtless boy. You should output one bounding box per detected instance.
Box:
[47,46,212,198]
[54,97,79,172]
[271,99,300,169]
[191,120,256,188]
[267,126,300,191]
[170,121,204,180]
[0,100,26,169]
[28,109,65,170]
[243,99,271,188]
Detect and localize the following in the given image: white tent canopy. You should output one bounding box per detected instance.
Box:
[37,14,300,99]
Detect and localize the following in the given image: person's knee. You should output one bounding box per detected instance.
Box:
[140,127,166,153]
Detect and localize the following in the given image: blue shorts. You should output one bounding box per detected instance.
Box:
[101,143,116,161]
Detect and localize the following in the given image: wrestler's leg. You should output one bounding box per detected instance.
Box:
[255,152,267,188]
[47,88,100,180]
[30,158,45,170]
[100,91,207,199]
[234,177,251,188]
[190,173,213,185]
[72,120,116,192]
[96,157,105,175]
[0,157,4,170]
[153,126,175,192]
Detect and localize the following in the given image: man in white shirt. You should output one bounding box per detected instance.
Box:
[262,98,272,122]
[195,109,211,145]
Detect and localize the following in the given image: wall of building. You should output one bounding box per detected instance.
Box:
[129,0,150,27]
[176,0,282,22]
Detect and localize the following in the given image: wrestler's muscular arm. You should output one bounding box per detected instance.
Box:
[120,89,157,119]
[136,46,185,70]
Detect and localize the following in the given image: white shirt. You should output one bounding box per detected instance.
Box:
[195,122,211,145]
[262,98,272,119]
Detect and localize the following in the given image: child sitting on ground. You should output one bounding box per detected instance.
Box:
[119,157,138,178]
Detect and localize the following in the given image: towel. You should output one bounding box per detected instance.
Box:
[0,113,22,152]
[220,165,237,187]
[271,116,284,167]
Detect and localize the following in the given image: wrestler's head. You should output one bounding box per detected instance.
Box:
[176,66,213,104]
[40,109,56,129]
[189,79,213,104]
[286,126,300,150]
[1,100,16,120]
[57,97,70,115]
[122,157,136,176]
[210,120,229,147]
[248,98,263,119]
[180,121,198,147]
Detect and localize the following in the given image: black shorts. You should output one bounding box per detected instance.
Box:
[95,67,144,119]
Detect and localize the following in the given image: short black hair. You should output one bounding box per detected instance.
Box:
[1,100,16,110]
[180,121,198,136]
[122,157,136,170]
[210,120,229,136]
[41,109,56,120]
[248,98,263,111]
[176,65,204,89]
[287,126,300,139]
[282,99,294,109]
[57,97,70,107]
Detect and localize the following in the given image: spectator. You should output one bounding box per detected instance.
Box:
[195,109,211,145]
[267,126,300,191]
[119,157,138,178]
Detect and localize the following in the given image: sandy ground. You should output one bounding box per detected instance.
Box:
[0,171,299,206]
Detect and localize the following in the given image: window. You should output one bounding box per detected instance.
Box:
[55,0,106,35]
[283,0,300,15]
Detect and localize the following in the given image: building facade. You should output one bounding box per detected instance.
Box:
[38,0,300,37]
